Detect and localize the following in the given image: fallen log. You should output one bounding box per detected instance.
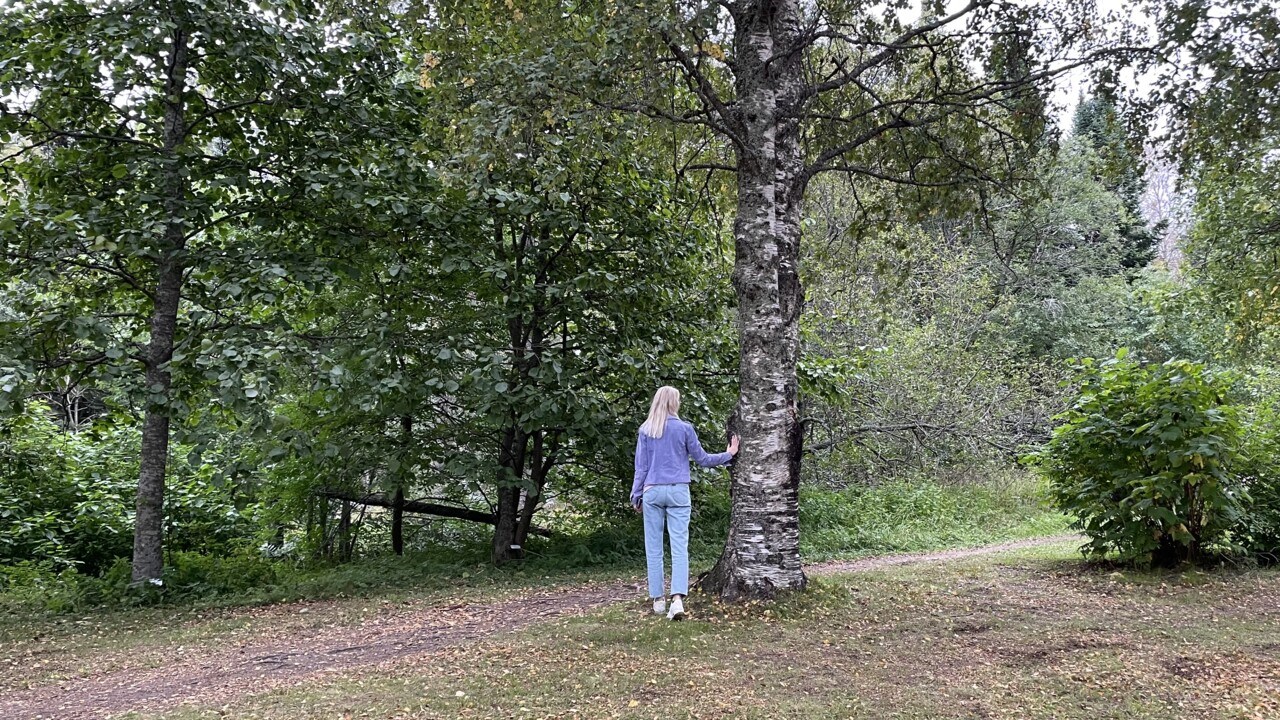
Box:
[316,490,553,538]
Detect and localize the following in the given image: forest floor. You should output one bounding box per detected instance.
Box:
[4,535,1277,720]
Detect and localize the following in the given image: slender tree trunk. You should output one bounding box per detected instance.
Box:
[131,24,190,584]
[392,414,412,555]
[492,486,521,562]
[703,1,808,600]
[515,431,556,548]
[314,494,330,559]
[489,215,526,565]
[391,485,406,555]
[491,424,528,564]
[491,215,540,564]
[513,489,538,550]
[338,500,353,562]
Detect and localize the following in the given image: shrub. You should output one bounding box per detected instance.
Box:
[1036,353,1244,566]
[161,550,279,598]
[0,404,86,570]
[0,404,259,575]
[0,561,89,614]
[1240,472,1280,562]
[1236,369,1280,560]
[83,550,281,607]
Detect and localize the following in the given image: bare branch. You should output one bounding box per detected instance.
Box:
[800,0,987,100]
[660,30,749,149]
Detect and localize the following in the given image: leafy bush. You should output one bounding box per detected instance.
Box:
[0,404,259,575]
[1036,354,1245,566]
[0,405,89,569]
[0,561,90,615]
[159,550,280,599]
[1236,369,1280,560]
[0,549,284,614]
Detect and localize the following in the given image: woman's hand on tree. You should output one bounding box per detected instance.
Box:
[726,434,740,456]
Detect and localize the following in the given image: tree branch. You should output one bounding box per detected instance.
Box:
[316,489,554,537]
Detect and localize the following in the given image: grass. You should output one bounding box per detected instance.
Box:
[795,476,1069,560]
[121,540,1279,720]
[2,474,1073,704]
[0,558,636,694]
[1,475,1068,620]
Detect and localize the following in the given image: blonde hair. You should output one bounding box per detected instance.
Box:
[639,386,681,439]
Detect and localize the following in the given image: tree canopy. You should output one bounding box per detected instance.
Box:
[0,0,1276,601]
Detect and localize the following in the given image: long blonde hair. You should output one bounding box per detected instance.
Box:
[639,386,681,439]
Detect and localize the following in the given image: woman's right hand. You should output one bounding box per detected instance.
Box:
[726,434,740,456]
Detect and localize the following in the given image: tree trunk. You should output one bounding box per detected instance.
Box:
[1153,536,1188,568]
[491,424,528,564]
[492,487,521,562]
[392,414,412,555]
[338,499,353,562]
[515,430,557,548]
[314,494,330,560]
[703,1,809,600]
[391,485,405,555]
[131,24,190,584]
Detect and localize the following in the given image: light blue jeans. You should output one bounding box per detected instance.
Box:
[642,483,691,598]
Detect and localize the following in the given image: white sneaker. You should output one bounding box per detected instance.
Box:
[667,596,685,621]
[652,598,666,615]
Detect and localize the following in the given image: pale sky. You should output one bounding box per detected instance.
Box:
[1048,0,1146,132]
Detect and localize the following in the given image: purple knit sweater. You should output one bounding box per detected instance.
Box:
[629,418,732,506]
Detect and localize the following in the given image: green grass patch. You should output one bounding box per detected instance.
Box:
[131,544,1279,720]
[1,474,1067,622]
[797,475,1069,559]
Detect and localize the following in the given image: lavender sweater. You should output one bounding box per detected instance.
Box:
[630,418,732,506]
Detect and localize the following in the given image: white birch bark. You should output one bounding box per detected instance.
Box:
[704,1,809,600]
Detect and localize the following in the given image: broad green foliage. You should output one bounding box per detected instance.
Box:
[1145,0,1280,165]
[1236,369,1280,558]
[955,133,1161,365]
[1037,354,1244,566]
[0,0,738,576]
[0,0,398,414]
[0,0,1274,608]
[982,138,1138,295]
[1000,275,1145,362]
[0,0,410,578]
[800,208,1040,485]
[214,0,740,563]
[1183,149,1280,357]
[798,131,1161,488]
[0,404,253,575]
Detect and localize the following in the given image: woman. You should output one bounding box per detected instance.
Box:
[630,386,738,620]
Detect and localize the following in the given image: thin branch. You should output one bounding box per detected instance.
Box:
[660,30,749,150]
[800,0,987,99]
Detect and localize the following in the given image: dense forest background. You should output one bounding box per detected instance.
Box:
[1,0,1276,610]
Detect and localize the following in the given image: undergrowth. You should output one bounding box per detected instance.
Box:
[1,473,1066,617]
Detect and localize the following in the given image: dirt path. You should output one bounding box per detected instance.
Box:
[4,534,1078,720]
[808,533,1080,575]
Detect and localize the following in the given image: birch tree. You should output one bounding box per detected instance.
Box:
[597,0,1132,599]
